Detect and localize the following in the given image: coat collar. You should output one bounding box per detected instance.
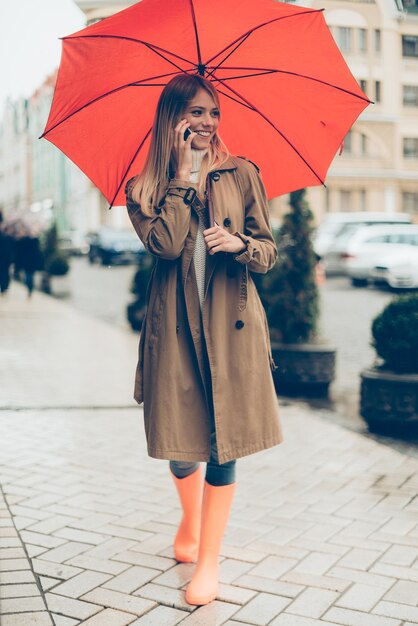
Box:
[214,155,239,172]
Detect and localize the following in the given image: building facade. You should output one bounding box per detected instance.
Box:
[0,98,31,216]
[293,0,418,223]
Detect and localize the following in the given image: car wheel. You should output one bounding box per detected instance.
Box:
[351,277,368,287]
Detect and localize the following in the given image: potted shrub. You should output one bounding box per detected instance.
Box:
[360,293,418,435]
[127,253,154,331]
[255,188,336,397]
[40,224,70,296]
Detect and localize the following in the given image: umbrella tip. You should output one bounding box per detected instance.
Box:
[197,64,206,76]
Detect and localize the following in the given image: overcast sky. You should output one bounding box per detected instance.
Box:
[0,0,85,110]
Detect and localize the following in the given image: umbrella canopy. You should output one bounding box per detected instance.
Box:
[41,0,371,206]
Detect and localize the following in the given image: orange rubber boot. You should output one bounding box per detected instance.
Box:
[171,467,203,563]
[186,481,236,605]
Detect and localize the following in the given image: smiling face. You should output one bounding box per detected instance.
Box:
[183,88,220,150]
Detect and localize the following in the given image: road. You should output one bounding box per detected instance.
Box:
[64,256,395,430]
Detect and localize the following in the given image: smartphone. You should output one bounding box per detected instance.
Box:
[184,127,192,141]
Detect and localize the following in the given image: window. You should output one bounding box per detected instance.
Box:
[359,189,366,211]
[403,138,418,158]
[403,192,418,213]
[340,190,352,211]
[344,130,352,153]
[402,35,418,58]
[403,85,418,106]
[361,134,367,155]
[375,81,381,103]
[337,27,352,53]
[359,79,367,94]
[374,29,381,52]
[366,235,390,243]
[358,29,367,52]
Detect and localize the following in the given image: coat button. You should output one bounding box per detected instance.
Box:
[155,207,162,215]
[211,172,220,182]
[235,320,244,329]
[223,217,231,227]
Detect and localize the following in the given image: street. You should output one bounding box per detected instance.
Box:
[1,283,418,625]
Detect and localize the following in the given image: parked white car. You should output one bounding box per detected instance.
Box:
[323,224,418,276]
[370,247,418,289]
[313,212,411,258]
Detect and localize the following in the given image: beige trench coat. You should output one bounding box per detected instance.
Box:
[125,155,284,464]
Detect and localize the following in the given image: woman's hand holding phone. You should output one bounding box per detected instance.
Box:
[173,119,195,180]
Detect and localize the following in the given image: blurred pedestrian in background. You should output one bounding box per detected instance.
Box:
[0,212,14,295]
[14,231,44,297]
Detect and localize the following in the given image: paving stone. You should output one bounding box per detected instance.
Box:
[81,608,137,625]
[218,558,254,584]
[380,544,418,567]
[45,592,103,619]
[0,583,40,598]
[52,615,80,626]
[20,530,66,549]
[103,565,161,593]
[67,554,131,575]
[323,606,402,625]
[372,600,418,622]
[53,527,110,545]
[51,570,112,598]
[31,559,83,580]
[151,563,194,589]
[335,582,387,611]
[0,547,26,559]
[81,588,156,616]
[336,548,382,571]
[0,558,32,571]
[0,570,36,584]
[40,575,61,592]
[235,574,303,598]
[128,605,188,626]
[217,582,257,604]
[285,587,340,618]
[370,562,418,582]
[248,555,298,579]
[271,615,344,626]
[281,571,350,592]
[289,551,341,575]
[175,601,240,625]
[112,550,175,571]
[0,596,46,613]
[383,580,418,605]
[37,542,89,563]
[1,612,54,626]
[133,582,193,612]
[232,592,290,625]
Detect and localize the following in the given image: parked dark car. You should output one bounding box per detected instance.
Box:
[87,228,145,265]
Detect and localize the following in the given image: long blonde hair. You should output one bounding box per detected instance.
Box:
[131,75,229,211]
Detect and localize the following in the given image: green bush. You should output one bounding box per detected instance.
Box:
[371,293,418,373]
[255,188,319,343]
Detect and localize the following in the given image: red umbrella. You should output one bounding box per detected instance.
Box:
[41,0,371,207]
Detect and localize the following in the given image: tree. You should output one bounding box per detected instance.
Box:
[255,188,320,343]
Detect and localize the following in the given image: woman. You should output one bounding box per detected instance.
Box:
[125,74,284,606]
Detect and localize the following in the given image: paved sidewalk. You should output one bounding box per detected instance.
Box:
[1,284,418,626]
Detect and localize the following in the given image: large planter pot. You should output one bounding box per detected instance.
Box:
[271,341,336,397]
[360,366,418,435]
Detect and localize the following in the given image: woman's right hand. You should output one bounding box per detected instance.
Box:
[173,119,196,180]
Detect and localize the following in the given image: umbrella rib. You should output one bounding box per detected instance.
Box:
[213,76,326,186]
[109,127,152,209]
[215,88,256,111]
[188,0,202,66]
[63,34,195,72]
[205,9,324,69]
[211,67,372,103]
[40,71,182,138]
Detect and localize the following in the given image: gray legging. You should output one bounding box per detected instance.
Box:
[170,426,236,486]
